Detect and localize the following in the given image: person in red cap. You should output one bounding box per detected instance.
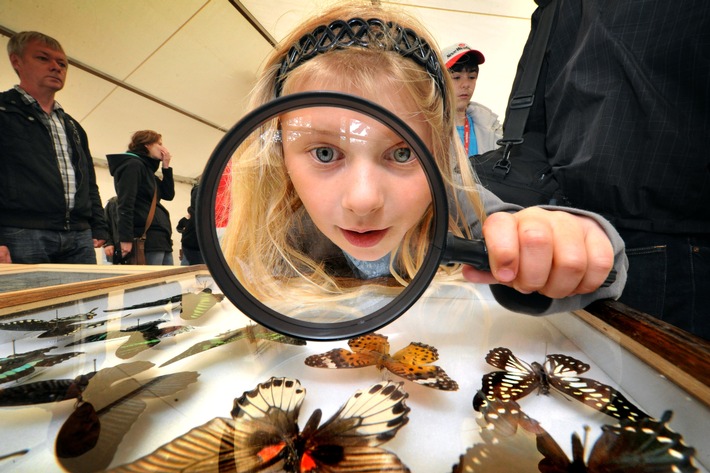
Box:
[441,43,502,157]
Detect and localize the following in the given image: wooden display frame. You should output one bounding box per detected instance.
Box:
[0,266,707,471]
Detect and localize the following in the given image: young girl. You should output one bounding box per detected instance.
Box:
[221,1,627,316]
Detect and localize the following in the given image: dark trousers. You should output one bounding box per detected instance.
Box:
[0,226,96,264]
[619,229,710,340]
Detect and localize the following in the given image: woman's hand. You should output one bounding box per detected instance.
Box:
[462,207,615,298]
[120,241,133,258]
[159,146,172,168]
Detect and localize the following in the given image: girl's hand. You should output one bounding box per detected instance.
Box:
[462,207,615,298]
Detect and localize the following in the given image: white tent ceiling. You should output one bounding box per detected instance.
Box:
[0,0,535,183]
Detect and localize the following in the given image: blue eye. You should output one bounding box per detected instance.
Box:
[312,147,336,163]
[392,147,412,163]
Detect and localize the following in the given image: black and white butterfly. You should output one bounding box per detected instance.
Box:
[474,347,648,422]
[108,377,410,472]
[454,395,698,473]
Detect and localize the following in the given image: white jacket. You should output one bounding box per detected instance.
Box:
[467,101,503,154]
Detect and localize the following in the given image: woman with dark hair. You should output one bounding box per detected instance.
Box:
[107,130,175,265]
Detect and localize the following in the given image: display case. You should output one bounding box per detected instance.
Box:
[0,265,707,472]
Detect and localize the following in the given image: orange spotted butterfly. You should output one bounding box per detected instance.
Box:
[305,333,458,391]
[107,377,411,472]
[454,395,698,473]
[474,347,648,422]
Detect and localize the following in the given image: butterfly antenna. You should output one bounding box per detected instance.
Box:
[582,425,591,464]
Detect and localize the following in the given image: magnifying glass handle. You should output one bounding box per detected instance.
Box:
[442,234,490,271]
[442,233,616,287]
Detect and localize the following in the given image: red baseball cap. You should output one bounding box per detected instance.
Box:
[442,43,485,69]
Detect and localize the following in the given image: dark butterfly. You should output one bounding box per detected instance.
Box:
[159,323,306,368]
[0,371,95,406]
[454,395,698,473]
[0,308,98,338]
[1,346,82,384]
[107,377,410,472]
[103,294,182,313]
[474,347,648,422]
[115,324,194,359]
[55,361,199,472]
[305,333,458,391]
[64,318,166,347]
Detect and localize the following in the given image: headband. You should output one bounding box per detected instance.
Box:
[274,17,447,105]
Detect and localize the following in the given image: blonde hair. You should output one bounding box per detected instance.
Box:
[222,1,485,304]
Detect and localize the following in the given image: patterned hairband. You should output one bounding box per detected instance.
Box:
[274,17,447,105]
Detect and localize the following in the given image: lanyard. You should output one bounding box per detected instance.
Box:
[462,116,470,154]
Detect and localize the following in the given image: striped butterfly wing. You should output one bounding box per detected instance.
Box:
[543,355,649,422]
[106,417,236,473]
[302,381,410,472]
[476,348,541,409]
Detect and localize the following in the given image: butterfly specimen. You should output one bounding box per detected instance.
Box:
[115,324,194,359]
[453,394,544,472]
[305,333,458,391]
[454,394,697,473]
[0,308,99,338]
[0,371,95,406]
[474,347,648,422]
[103,294,182,313]
[55,360,199,473]
[179,288,225,320]
[1,346,82,384]
[102,288,223,320]
[107,377,410,472]
[64,319,167,347]
[159,324,306,368]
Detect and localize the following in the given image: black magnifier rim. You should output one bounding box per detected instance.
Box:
[197,91,448,341]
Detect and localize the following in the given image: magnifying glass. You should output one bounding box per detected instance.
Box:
[197,92,608,341]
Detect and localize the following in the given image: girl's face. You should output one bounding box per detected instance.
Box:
[282,79,433,261]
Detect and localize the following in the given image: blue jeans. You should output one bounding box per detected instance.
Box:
[145,251,174,266]
[0,226,97,264]
[619,229,710,340]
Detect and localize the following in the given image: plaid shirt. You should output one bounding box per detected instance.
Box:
[14,85,76,211]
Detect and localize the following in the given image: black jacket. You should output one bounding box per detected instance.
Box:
[0,88,108,242]
[106,152,174,252]
[176,184,200,250]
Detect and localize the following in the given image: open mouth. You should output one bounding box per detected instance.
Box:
[340,228,388,248]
